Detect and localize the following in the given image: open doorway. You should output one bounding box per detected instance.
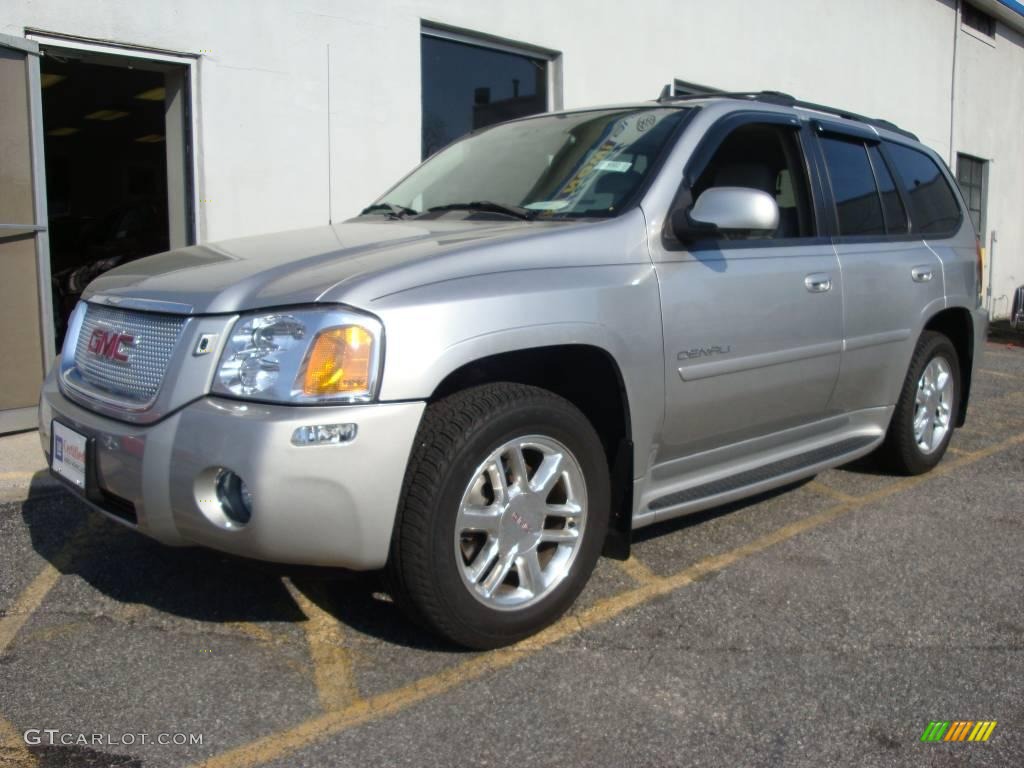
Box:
[37,42,193,345]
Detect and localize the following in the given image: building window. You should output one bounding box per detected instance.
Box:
[672,79,720,97]
[962,3,996,37]
[421,28,552,159]
[956,153,988,235]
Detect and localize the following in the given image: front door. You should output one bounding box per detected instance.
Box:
[651,118,843,463]
[0,33,53,433]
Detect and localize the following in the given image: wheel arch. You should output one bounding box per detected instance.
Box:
[430,344,634,559]
[923,307,974,427]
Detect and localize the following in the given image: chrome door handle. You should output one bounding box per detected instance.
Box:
[911,266,934,283]
[804,273,832,293]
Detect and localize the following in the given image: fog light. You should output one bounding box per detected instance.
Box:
[291,423,358,446]
[215,469,252,525]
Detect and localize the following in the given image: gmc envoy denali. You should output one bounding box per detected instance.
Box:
[40,91,986,648]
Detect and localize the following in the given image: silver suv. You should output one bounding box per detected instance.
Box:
[39,92,986,648]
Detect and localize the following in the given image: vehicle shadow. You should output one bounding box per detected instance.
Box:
[631,478,813,543]
[18,473,462,652]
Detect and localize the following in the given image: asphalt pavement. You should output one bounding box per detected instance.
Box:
[1,339,1022,768]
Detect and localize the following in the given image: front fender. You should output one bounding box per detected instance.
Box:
[371,265,665,479]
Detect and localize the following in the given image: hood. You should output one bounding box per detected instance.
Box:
[83,217,592,315]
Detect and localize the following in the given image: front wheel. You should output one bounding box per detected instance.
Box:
[387,383,609,649]
[878,331,960,475]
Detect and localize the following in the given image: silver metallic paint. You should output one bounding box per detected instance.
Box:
[41,373,423,568]
[689,186,780,232]
[40,97,988,568]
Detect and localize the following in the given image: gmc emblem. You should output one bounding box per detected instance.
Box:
[87,328,134,363]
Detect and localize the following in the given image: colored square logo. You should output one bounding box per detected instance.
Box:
[54,435,63,462]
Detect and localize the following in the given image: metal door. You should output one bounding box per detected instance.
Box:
[0,33,53,433]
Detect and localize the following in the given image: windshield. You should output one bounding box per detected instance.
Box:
[371,107,689,219]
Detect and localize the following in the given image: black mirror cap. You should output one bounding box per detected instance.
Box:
[669,207,719,243]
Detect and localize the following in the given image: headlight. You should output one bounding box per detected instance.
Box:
[212,307,382,403]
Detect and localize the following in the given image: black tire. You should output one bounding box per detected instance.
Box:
[387,383,610,649]
[878,331,960,475]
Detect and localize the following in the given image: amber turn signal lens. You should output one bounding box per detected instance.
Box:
[301,325,373,396]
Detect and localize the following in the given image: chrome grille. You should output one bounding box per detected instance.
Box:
[73,304,187,405]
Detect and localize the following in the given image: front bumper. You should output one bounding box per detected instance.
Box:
[39,369,425,569]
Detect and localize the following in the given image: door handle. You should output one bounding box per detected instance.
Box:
[911,266,934,283]
[804,273,832,293]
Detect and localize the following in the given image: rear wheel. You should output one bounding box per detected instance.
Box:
[387,383,609,649]
[879,331,960,475]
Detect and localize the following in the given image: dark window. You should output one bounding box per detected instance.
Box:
[690,123,815,239]
[956,153,987,235]
[885,143,962,235]
[962,3,996,37]
[868,145,908,233]
[820,137,885,236]
[421,33,548,160]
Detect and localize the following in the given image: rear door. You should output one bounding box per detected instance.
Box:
[0,33,54,433]
[813,124,947,415]
[650,113,843,463]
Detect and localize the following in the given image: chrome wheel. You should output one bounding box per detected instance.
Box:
[454,435,587,611]
[913,356,953,455]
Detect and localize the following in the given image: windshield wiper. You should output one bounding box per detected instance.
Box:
[360,202,419,219]
[424,201,536,220]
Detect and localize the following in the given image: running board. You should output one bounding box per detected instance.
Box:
[648,435,877,512]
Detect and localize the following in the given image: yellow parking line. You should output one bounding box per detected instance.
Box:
[0,471,36,481]
[0,715,36,767]
[982,349,1022,360]
[979,368,1016,379]
[223,621,280,645]
[285,580,361,711]
[806,480,859,504]
[0,516,99,655]
[614,555,660,584]
[192,428,1024,768]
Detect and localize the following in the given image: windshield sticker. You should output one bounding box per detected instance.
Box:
[549,113,666,202]
[596,160,632,173]
[636,114,657,132]
[524,200,571,211]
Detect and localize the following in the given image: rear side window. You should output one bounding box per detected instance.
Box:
[820,137,885,236]
[868,145,908,234]
[884,143,962,235]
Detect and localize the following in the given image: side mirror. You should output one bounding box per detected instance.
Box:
[671,186,779,241]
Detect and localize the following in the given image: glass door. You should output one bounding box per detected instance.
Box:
[0,33,54,433]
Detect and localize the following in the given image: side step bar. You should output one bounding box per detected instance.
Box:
[649,435,877,512]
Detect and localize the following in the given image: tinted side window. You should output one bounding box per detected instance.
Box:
[691,123,815,239]
[820,137,885,236]
[885,143,961,235]
[868,145,908,233]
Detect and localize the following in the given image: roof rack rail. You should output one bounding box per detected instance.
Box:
[655,87,919,141]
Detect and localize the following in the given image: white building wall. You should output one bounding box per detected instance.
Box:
[954,21,1024,317]
[3,0,1022,314]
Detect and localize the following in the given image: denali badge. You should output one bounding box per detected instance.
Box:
[87,328,135,363]
[677,345,732,361]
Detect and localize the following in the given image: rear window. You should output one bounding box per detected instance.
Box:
[884,143,962,236]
